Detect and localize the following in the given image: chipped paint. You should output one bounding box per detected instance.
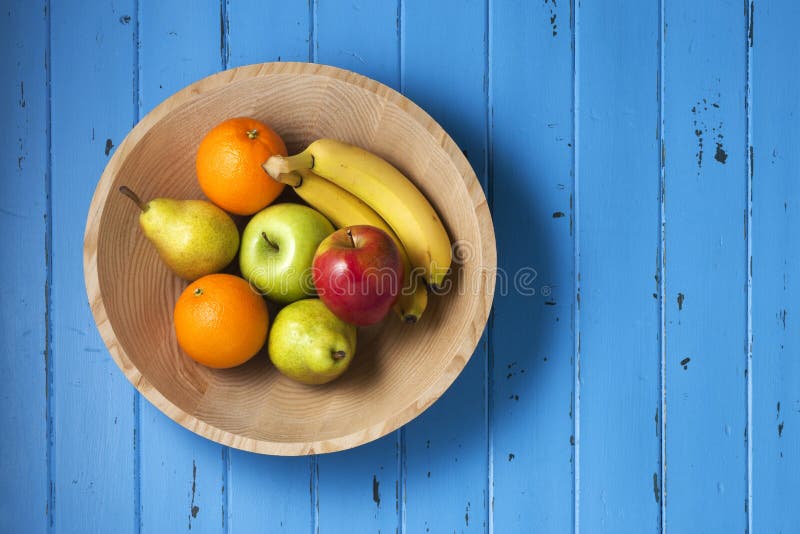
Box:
[714,142,728,164]
[653,473,660,503]
[188,461,198,530]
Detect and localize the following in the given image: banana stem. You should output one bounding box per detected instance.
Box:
[270,171,303,187]
[262,150,314,179]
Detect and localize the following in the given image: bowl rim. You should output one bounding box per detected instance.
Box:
[83,61,497,455]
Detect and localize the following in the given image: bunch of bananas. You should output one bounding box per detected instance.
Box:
[263,139,452,323]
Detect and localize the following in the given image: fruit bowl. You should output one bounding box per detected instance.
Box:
[84,62,496,455]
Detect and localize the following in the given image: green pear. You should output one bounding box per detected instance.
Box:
[119,186,239,281]
[268,299,357,385]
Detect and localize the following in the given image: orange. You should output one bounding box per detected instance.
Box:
[173,273,269,369]
[196,117,287,215]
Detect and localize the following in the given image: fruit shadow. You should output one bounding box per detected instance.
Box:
[401,148,567,469]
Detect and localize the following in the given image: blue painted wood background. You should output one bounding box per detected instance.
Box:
[2,0,798,532]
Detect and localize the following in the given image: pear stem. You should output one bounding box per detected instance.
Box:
[332,350,347,361]
[118,186,147,212]
[345,227,356,248]
[261,232,279,251]
[262,150,314,179]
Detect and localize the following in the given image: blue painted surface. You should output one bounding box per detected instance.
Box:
[0,2,48,533]
[577,2,662,531]
[663,2,749,532]
[2,1,800,532]
[490,1,573,532]
[752,2,800,533]
[49,1,137,532]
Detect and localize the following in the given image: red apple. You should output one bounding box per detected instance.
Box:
[312,225,404,326]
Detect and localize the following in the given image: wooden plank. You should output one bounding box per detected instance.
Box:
[489,0,575,531]
[315,0,399,76]
[751,1,800,531]
[226,455,313,533]
[401,0,489,531]
[313,2,401,531]
[316,436,399,533]
[49,0,137,532]
[138,0,223,116]
[576,1,662,531]
[224,2,314,532]
[663,1,748,531]
[227,0,311,67]
[0,1,48,531]
[136,1,226,532]
[138,414,226,534]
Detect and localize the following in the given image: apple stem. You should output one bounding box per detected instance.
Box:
[261,232,279,251]
[118,186,147,212]
[345,227,355,248]
[332,350,347,361]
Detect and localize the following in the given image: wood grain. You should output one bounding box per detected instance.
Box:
[84,62,496,456]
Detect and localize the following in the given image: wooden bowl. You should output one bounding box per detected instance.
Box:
[84,62,496,455]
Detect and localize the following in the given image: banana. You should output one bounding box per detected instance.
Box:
[263,139,452,288]
[283,169,428,323]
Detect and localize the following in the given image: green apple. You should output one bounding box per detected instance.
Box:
[268,299,357,385]
[240,203,334,304]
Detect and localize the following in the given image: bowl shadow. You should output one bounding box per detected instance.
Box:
[398,141,569,469]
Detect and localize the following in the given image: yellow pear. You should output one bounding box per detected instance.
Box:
[119,186,239,281]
